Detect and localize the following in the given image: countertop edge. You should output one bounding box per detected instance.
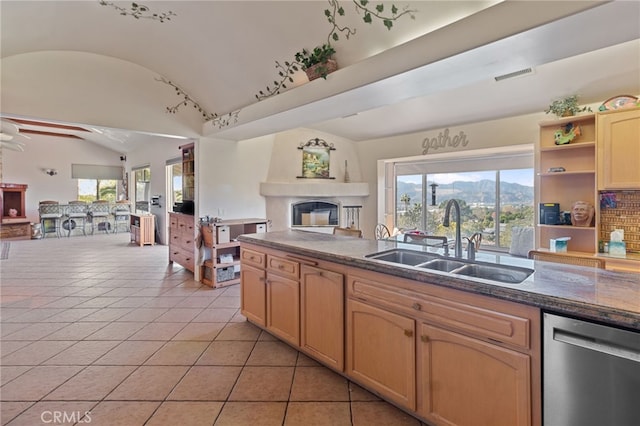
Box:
[239,232,640,330]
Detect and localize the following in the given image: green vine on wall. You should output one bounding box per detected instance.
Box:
[155,77,239,129]
[123,0,415,127]
[255,61,301,101]
[255,0,417,100]
[325,0,416,43]
[98,1,176,22]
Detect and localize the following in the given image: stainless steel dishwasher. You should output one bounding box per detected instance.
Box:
[544,313,640,426]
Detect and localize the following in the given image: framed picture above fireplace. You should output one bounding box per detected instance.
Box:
[297,137,336,179]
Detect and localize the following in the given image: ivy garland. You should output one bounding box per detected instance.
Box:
[98,1,176,22]
[255,0,417,100]
[155,77,240,129]
[102,1,416,127]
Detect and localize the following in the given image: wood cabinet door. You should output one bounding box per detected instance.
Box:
[598,108,640,189]
[300,265,344,371]
[347,298,416,410]
[240,264,266,326]
[266,272,300,346]
[418,323,531,426]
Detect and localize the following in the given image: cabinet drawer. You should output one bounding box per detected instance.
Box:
[348,274,531,350]
[169,214,179,230]
[179,233,195,252]
[604,258,640,273]
[170,246,195,272]
[241,248,266,269]
[177,215,194,233]
[267,255,299,280]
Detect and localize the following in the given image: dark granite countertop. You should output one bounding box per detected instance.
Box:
[239,230,640,330]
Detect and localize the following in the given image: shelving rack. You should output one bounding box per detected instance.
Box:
[535,113,597,254]
[200,218,268,288]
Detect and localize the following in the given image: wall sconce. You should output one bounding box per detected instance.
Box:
[44,168,58,176]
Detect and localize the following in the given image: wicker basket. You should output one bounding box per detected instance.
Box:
[216,266,235,282]
[305,59,338,81]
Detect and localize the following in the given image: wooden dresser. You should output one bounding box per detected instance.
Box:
[169,212,195,272]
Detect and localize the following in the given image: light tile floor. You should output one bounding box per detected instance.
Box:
[1,234,425,425]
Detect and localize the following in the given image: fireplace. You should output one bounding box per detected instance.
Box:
[291,200,340,227]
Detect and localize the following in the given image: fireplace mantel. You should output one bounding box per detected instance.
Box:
[260,182,369,198]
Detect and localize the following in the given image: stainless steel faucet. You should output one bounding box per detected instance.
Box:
[443,199,463,258]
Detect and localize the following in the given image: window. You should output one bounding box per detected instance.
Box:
[77,179,117,202]
[133,166,151,213]
[72,163,123,201]
[390,147,534,251]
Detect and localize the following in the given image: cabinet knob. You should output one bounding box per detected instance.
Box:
[421,335,429,343]
[404,329,413,338]
[278,264,284,269]
[412,302,422,311]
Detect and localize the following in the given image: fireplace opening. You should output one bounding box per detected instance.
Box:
[291,200,339,227]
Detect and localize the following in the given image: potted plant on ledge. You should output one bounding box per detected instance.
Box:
[295,43,337,81]
[545,95,593,118]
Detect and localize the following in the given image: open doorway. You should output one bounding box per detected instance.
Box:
[166,159,182,215]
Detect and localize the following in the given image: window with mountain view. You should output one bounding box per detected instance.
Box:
[394,157,534,251]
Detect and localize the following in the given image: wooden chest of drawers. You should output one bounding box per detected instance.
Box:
[169,212,195,272]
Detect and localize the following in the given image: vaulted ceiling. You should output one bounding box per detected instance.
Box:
[1,1,639,152]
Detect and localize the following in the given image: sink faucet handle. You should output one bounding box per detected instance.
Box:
[465,237,476,261]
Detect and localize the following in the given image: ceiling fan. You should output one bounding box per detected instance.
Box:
[0,119,28,151]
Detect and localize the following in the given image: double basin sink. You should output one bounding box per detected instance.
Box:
[365,249,533,284]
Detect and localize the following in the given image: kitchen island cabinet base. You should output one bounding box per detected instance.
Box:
[240,242,541,426]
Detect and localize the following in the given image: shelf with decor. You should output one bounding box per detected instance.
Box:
[181,143,195,202]
[0,183,30,240]
[535,113,598,254]
[200,218,268,288]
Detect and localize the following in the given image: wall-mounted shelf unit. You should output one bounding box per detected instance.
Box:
[181,143,195,202]
[535,113,597,254]
[201,218,268,288]
[0,183,30,240]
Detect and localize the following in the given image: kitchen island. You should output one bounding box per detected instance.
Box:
[238,230,639,426]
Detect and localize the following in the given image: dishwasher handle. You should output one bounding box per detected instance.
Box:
[553,328,640,363]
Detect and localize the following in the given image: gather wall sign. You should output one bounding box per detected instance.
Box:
[421,128,470,155]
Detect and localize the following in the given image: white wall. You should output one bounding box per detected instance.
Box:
[1,134,122,223]
[266,128,362,183]
[197,135,273,221]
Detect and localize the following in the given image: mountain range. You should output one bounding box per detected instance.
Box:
[397,179,534,206]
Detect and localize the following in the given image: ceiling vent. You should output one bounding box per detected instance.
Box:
[494,67,533,82]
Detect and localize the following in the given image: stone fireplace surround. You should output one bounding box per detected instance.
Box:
[259,128,369,233]
[260,182,369,234]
